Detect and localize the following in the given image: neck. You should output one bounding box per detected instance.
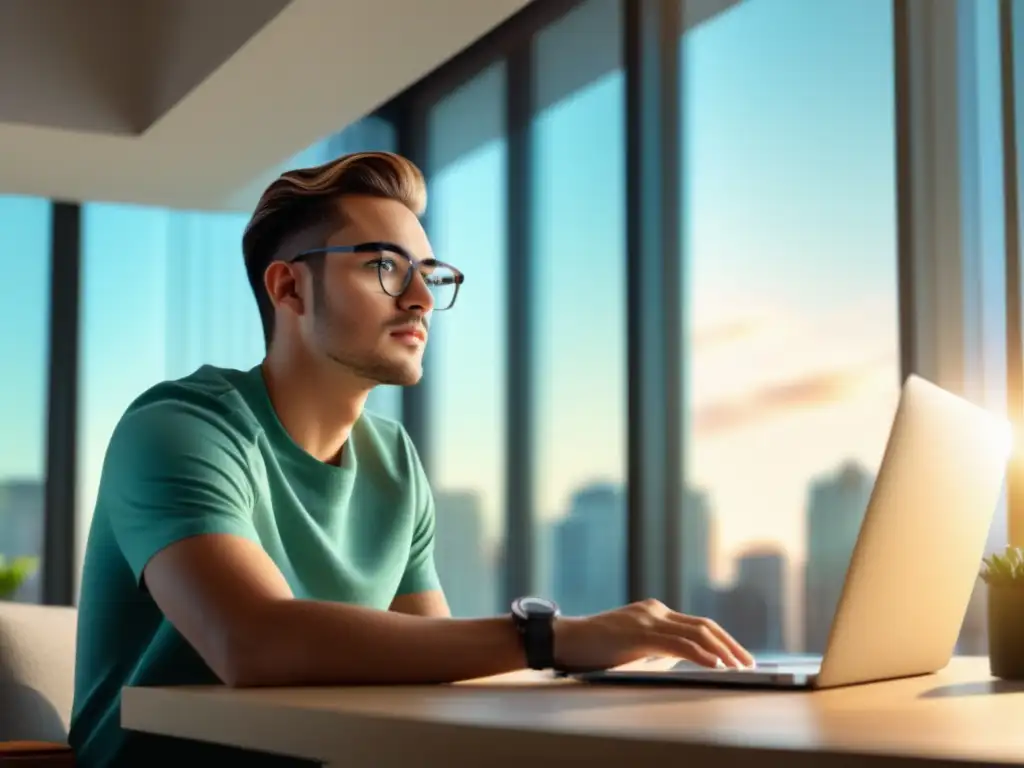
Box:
[260,344,369,465]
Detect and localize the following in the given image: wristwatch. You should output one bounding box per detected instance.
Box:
[511,596,561,670]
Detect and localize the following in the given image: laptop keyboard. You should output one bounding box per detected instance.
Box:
[670,655,822,673]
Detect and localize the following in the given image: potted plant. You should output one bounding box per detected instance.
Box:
[0,555,38,601]
[981,546,1024,679]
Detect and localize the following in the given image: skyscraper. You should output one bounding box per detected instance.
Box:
[803,461,874,652]
[733,545,786,651]
[433,489,493,617]
[553,482,626,616]
[681,487,714,615]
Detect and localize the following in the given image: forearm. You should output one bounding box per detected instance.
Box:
[226,599,526,687]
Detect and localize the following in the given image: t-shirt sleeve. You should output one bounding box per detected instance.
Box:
[396,428,442,596]
[100,399,261,586]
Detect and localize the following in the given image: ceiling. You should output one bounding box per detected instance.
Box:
[0,0,533,211]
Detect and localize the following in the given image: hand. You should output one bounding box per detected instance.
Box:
[553,599,755,672]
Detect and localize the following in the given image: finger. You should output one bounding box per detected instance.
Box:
[671,614,755,668]
[690,623,745,668]
[708,621,756,667]
[662,616,743,668]
[653,635,721,668]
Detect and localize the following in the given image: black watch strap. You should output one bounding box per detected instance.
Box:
[511,597,560,670]
[523,614,556,670]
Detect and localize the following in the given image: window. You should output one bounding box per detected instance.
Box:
[956,0,1016,653]
[532,0,627,613]
[679,0,900,653]
[76,204,258,587]
[426,64,508,617]
[0,197,51,603]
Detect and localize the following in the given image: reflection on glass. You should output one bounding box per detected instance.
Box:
[0,197,51,603]
[532,0,627,614]
[426,63,508,617]
[679,0,899,653]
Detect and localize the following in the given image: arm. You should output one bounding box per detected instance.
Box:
[389,590,450,617]
[145,534,521,687]
[107,402,521,688]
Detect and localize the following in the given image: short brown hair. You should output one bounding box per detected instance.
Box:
[242,151,427,347]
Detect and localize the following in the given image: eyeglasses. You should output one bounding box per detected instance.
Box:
[289,241,465,311]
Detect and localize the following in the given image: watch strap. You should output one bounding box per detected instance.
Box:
[522,614,556,670]
[511,597,559,670]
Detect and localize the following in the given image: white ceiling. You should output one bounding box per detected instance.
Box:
[0,0,533,211]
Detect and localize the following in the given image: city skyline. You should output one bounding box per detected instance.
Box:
[0,450,989,654]
[0,456,875,652]
[425,0,904,585]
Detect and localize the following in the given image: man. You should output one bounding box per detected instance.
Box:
[69,152,753,766]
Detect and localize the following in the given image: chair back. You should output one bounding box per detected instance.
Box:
[0,603,77,743]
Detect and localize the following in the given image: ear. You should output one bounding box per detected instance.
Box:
[264,261,309,320]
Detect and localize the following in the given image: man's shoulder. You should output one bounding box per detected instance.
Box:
[115,365,262,452]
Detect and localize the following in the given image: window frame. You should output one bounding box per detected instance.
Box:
[896,0,1022,549]
[42,202,79,606]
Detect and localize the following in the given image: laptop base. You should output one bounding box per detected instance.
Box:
[570,656,821,689]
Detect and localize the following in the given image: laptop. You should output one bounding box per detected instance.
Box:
[572,374,1013,690]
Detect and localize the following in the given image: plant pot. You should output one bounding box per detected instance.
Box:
[987,585,1024,679]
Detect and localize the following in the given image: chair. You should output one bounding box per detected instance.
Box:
[0,603,77,766]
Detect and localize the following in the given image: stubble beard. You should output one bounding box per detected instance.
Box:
[313,298,421,387]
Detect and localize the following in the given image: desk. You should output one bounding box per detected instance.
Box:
[122,656,1024,767]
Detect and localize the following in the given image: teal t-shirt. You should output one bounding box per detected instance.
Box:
[68,364,440,767]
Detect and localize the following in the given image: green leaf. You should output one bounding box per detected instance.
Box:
[980,546,1024,587]
[0,555,39,599]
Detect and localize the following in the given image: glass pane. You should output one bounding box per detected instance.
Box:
[0,197,51,603]
[77,204,258,592]
[680,0,900,653]
[957,0,1016,654]
[532,0,627,613]
[426,63,508,617]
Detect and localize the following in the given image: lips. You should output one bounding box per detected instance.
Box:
[389,326,426,342]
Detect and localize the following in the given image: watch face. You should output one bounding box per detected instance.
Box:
[513,596,559,618]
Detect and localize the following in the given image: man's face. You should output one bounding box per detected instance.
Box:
[302,195,435,387]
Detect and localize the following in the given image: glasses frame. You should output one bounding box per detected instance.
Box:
[288,241,465,310]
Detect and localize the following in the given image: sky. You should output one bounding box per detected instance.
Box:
[426,0,904,586]
[0,0,1010,604]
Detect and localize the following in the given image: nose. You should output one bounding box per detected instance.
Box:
[398,268,435,314]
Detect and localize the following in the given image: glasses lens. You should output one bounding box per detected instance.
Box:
[421,263,459,310]
[378,255,408,297]
[377,252,459,309]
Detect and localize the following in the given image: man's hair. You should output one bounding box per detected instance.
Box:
[242,151,427,347]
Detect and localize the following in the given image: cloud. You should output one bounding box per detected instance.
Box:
[691,318,764,352]
[693,362,883,436]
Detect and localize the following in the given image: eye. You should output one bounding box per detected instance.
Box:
[370,258,398,272]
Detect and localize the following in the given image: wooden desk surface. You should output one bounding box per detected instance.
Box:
[122,656,1024,767]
